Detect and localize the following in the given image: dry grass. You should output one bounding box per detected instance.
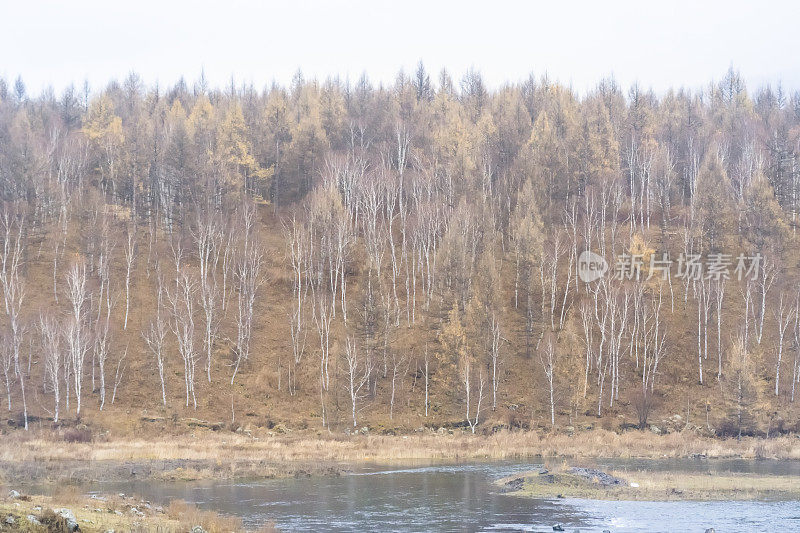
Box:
[625,470,800,499]
[2,428,799,481]
[0,490,265,532]
[166,499,247,532]
[501,463,800,501]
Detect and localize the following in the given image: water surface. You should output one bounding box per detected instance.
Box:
[91,459,800,532]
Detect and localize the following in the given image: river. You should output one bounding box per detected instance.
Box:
[89,459,800,532]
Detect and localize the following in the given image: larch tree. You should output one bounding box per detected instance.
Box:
[693,151,737,252]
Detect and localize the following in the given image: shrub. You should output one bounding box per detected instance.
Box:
[38,509,73,533]
[62,427,93,443]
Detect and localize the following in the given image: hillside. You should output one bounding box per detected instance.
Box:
[0,67,799,440]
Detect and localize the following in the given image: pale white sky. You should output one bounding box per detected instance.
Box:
[2,0,799,96]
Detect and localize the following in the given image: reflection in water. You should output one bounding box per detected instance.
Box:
[91,460,800,532]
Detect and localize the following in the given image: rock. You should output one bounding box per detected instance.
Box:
[705,529,715,533]
[553,525,565,532]
[650,425,662,435]
[55,508,80,532]
[630,482,639,488]
[8,489,21,499]
[55,508,76,520]
[191,527,207,533]
[185,417,223,430]
[501,476,524,492]
[4,515,16,525]
[569,467,625,486]
[26,514,41,525]
[129,507,144,517]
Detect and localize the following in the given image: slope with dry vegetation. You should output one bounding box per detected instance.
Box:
[0,66,798,446]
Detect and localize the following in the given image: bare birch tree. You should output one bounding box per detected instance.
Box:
[461,352,485,434]
[754,256,776,345]
[344,336,371,427]
[0,211,27,428]
[143,268,168,406]
[1,335,11,411]
[792,290,800,403]
[168,268,198,408]
[93,286,114,410]
[285,215,308,394]
[192,209,221,383]
[713,277,726,380]
[423,344,430,417]
[637,285,668,428]
[233,236,265,384]
[774,291,794,396]
[539,337,556,427]
[389,349,408,420]
[489,310,502,411]
[111,345,127,405]
[93,219,114,389]
[65,260,89,416]
[123,225,136,330]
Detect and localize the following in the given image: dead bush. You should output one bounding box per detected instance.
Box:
[62,427,92,443]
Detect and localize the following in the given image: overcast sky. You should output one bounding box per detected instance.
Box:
[2,0,799,96]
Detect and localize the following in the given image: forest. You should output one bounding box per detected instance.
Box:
[0,64,798,438]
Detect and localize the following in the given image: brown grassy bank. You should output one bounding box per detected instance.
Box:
[1,428,799,485]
